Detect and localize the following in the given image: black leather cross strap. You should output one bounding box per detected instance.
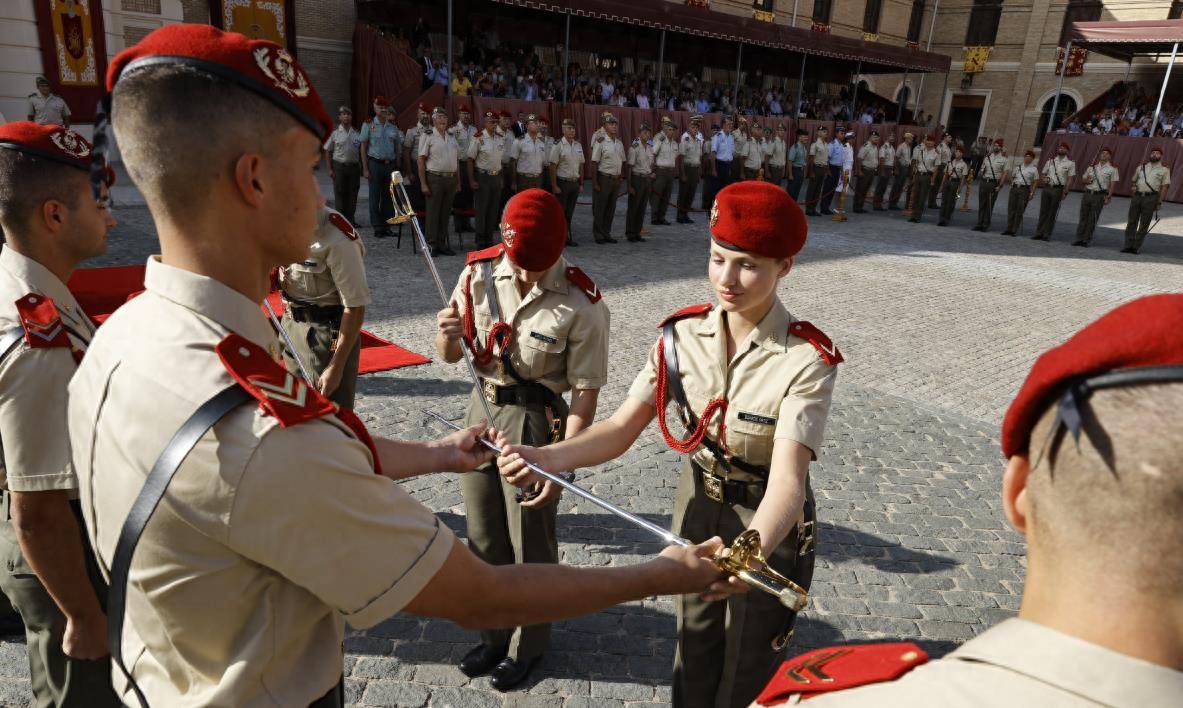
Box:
[107,385,254,708]
[0,327,25,363]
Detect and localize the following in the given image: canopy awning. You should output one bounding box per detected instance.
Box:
[1064,19,1183,62]
[488,0,951,73]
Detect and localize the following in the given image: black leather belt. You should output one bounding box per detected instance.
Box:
[480,378,556,408]
[692,460,765,507]
[285,301,343,324]
[1135,190,1157,195]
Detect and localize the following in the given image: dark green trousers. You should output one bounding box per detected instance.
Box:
[976,179,1000,229]
[1075,191,1107,244]
[592,172,620,242]
[626,173,652,239]
[474,170,502,246]
[765,165,785,189]
[1006,186,1032,234]
[804,168,826,213]
[280,310,362,410]
[651,167,675,223]
[910,175,933,222]
[928,165,945,207]
[425,172,458,251]
[556,178,581,242]
[1124,192,1159,252]
[889,168,909,208]
[939,179,961,224]
[873,168,891,207]
[853,171,873,210]
[677,166,701,220]
[1035,186,1064,239]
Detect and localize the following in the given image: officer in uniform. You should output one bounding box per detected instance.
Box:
[549,117,584,246]
[650,118,679,226]
[700,123,717,211]
[872,132,894,211]
[0,123,119,708]
[937,145,969,227]
[626,123,656,243]
[419,106,461,255]
[1034,142,1076,241]
[26,77,70,128]
[804,126,830,216]
[1001,150,1039,236]
[732,117,750,183]
[498,110,516,212]
[1123,147,1171,254]
[741,127,765,181]
[888,132,914,210]
[278,206,371,409]
[450,104,477,236]
[590,114,625,244]
[402,103,432,213]
[510,114,547,193]
[706,118,735,213]
[80,24,726,707]
[972,138,1009,232]
[677,115,704,224]
[908,135,939,223]
[467,111,506,248]
[323,106,362,225]
[435,189,611,690]
[359,98,402,238]
[1073,146,1118,248]
[499,181,834,708]
[765,125,788,190]
[929,133,952,208]
[786,128,808,202]
[853,131,880,214]
[754,294,1183,707]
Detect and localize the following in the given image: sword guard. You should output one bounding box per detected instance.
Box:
[714,529,809,612]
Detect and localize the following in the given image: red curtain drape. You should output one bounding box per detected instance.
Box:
[351,24,427,123]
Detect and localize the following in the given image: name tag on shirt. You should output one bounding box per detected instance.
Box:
[530,331,558,345]
[737,411,776,426]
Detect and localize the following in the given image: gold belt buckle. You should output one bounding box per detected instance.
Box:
[702,471,725,504]
[797,520,816,557]
[482,379,497,405]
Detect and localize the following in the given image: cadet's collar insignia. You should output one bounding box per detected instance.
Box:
[216,334,335,427]
[15,294,70,349]
[789,321,843,366]
[755,643,928,705]
[328,212,358,241]
[500,222,517,248]
[50,129,90,159]
[709,201,719,228]
[253,46,311,99]
[564,266,602,304]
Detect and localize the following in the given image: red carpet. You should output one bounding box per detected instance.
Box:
[67,265,431,374]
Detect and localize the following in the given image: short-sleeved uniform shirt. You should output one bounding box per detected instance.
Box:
[68,258,454,706]
[913,146,939,173]
[0,247,94,494]
[359,119,401,161]
[403,122,430,159]
[653,133,679,168]
[1083,162,1119,192]
[1042,156,1076,187]
[878,143,895,168]
[500,128,515,165]
[279,207,372,308]
[1133,162,1171,193]
[628,139,656,175]
[1011,160,1039,188]
[978,152,1008,181]
[857,142,878,170]
[592,136,626,176]
[809,138,829,167]
[679,132,704,167]
[765,137,787,167]
[419,128,460,173]
[744,139,765,171]
[895,142,913,166]
[27,92,69,125]
[628,301,837,478]
[550,138,585,181]
[511,135,548,176]
[945,158,969,180]
[449,121,476,158]
[450,254,609,394]
[936,142,952,166]
[467,129,505,173]
[323,125,361,164]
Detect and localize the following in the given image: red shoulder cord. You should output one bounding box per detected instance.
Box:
[654,336,729,453]
[462,268,513,366]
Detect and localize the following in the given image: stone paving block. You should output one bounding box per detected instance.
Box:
[429,686,502,708]
[362,680,431,707]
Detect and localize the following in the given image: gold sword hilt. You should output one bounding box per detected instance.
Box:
[713,529,808,612]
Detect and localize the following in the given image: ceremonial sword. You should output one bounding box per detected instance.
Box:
[263,296,316,384]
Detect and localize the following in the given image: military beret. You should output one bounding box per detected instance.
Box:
[1001,294,1183,458]
[777,123,786,130]
[538,117,549,126]
[601,111,614,123]
[604,114,618,124]
[763,126,773,133]
[903,131,914,138]
[526,113,539,122]
[870,130,880,137]
[994,138,1004,146]
[1024,149,1036,158]
[483,110,497,119]
[1150,146,1163,155]
[0,122,94,172]
[737,116,749,124]
[337,105,352,115]
[372,95,388,107]
[1059,142,1071,151]
[420,103,431,114]
[459,104,471,113]
[499,110,512,119]
[500,189,567,272]
[109,24,331,140]
[1099,146,1112,154]
[561,117,575,127]
[817,125,829,132]
[923,134,936,143]
[710,181,807,259]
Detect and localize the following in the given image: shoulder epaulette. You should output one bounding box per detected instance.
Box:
[659,303,712,328]
[789,320,843,365]
[327,212,358,241]
[755,643,928,705]
[595,135,605,144]
[15,294,70,349]
[465,243,505,265]
[564,266,601,304]
[631,138,640,147]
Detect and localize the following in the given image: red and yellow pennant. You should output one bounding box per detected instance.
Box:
[811,21,831,34]
[1055,46,1088,76]
[963,46,992,74]
[684,0,710,8]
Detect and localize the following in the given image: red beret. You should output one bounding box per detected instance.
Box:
[709,181,807,259]
[1024,149,1036,158]
[0,122,93,171]
[1001,294,1183,458]
[373,96,389,108]
[994,138,1004,146]
[418,103,429,113]
[107,24,331,141]
[500,189,567,272]
[459,104,471,113]
[499,110,512,119]
[484,110,496,119]
[1059,142,1071,151]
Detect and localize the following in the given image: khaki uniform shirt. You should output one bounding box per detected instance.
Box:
[679,132,704,167]
[403,123,430,159]
[878,144,895,169]
[945,158,969,181]
[913,146,939,174]
[449,121,476,159]
[802,619,1183,708]
[419,128,460,173]
[450,254,609,394]
[743,139,765,171]
[628,301,837,475]
[732,130,749,160]
[936,142,952,166]
[592,136,626,176]
[979,152,1009,181]
[511,135,548,176]
[1083,162,1120,192]
[653,133,679,169]
[627,139,655,176]
[549,138,585,181]
[857,143,878,170]
[765,138,787,167]
[0,247,93,494]
[467,129,505,174]
[279,207,372,308]
[1133,162,1171,193]
[809,138,829,167]
[1011,161,1038,189]
[500,128,515,166]
[1042,156,1076,188]
[26,92,69,125]
[323,125,361,164]
[68,258,454,706]
[895,143,913,167]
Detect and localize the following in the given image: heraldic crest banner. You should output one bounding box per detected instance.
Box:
[209,0,299,53]
[33,0,108,122]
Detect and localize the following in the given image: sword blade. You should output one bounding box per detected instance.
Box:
[263,297,315,384]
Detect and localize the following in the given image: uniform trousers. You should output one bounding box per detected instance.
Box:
[330,160,361,225]
[0,495,119,708]
[516,173,542,192]
[889,167,910,208]
[804,167,827,214]
[366,157,396,233]
[672,460,815,708]
[787,166,804,201]
[853,171,874,210]
[819,165,842,214]
[280,306,362,409]
[627,173,653,239]
[1075,191,1107,245]
[454,166,475,236]
[425,172,458,251]
[873,168,891,207]
[1035,186,1064,239]
[651,167,676,223]
[474,169,503,247]
[1124,192,1160,252]
[704,160,731,212]
[500,164,514,212]
[975,179,1000,230]
[461,390,567,661]
[928,165,945,207]
[909,174,934,222]
[592,172,621,242]
[677,166,701,221]
[556,178,581,242]
[939,178,961,224]
[765,165,785,189]
[1005,186,1033,234]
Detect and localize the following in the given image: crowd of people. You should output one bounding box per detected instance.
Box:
[1064,82,1183,137]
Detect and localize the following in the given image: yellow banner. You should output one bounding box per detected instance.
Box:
[963,46,991,74]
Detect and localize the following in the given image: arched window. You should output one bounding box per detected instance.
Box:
[1036,94,1078,145]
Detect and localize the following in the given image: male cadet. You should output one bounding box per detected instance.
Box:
[907,134,940,223]
[706,118,735,212]
[549,117,584,246]
[1001,150,1039,236]
[929,132,953,208]
[754,294,1183,707]
[731,116,750,182]
[419,106,462,255]
[468,111,506,248]
[650,117,679,226]
[0,123,119,707]
[590,114,625,244]
[871,132,894,210]
[888,131,914,210]
[278,205,370,409]
[765,124,788,190]
[435,189,613,689]
[804,126,830,215]
[450,104,477,236]
[699,122,717,211]
[853,130,880,213]
[26,77,70,128]
[510,114,547,194]
[359,97,401,238]
[1073,146,1119,248]
[625,122,656,242]
[937,145,969,227]
[323,106,362,226]
[972,138,1009,232]
[498,110,516,212]
[819,127,846,216]
[1033,142,1076,241]
[786,128,808,201]
[1123,146,1171,254]
[676,115,704,223]
[81,25,726,707]
[402,103,432,212]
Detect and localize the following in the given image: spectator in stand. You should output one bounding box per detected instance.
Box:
[451,63,472,96]
[600,74,616,103]
[636,86,651,109]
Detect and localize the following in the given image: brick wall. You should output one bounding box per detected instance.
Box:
[179,0,209,23]
[295,0,356,42]
[121,0,161,13]
[124,24,154,48]
[300,47,352,119]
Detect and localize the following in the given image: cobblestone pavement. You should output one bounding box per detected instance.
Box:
[0,176,1178,706]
